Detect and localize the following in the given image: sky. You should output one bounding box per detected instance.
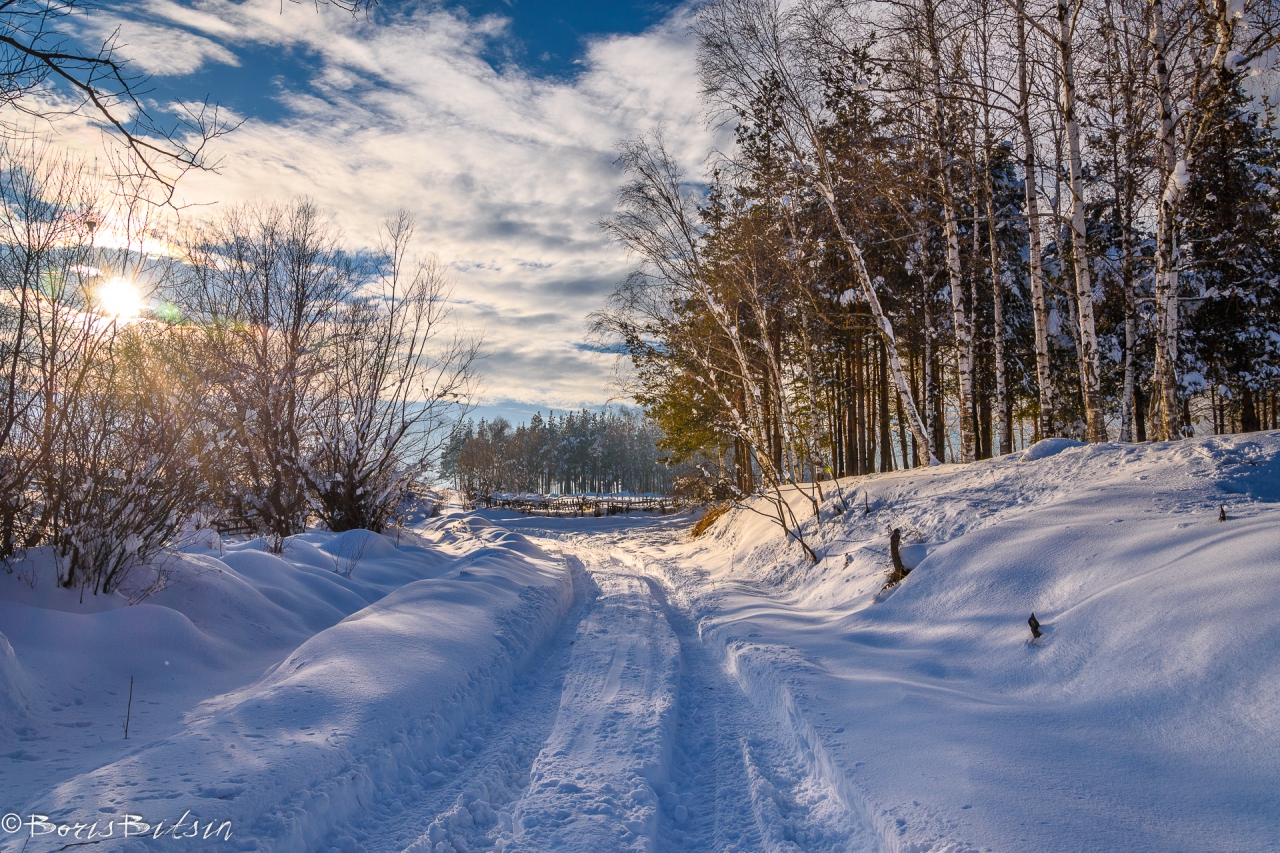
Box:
[59,0,717,426]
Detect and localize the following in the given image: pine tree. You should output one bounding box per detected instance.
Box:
[1181,84,1280,433]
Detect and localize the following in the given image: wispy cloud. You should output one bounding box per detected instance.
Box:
[80,13,240,77]
[88,0,714,410]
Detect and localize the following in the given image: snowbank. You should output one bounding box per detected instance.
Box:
[0,630,33,718]
[6,434,1277,852]
[1,516,572,853]
[660,433,1280,853]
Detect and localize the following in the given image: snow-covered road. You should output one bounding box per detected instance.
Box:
[411,432,1280,853]
[367,520,879,853]
[8,435,1277,853]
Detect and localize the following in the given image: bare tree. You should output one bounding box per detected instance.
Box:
[309,212,481,532]
[598,131,822,561]
[177,199,358,546]
[969,0,1017,455]
[1005,0,1109,441]
[0,137,100,558]
[0,138,203,595]
[54,324,206,595]
[911,0,980,461]
[0,2,231,202]
[1012,0,1056,438]
[1087,0,1151,442]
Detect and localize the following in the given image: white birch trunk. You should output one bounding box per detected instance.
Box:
[1058,0,1107,443]
[926,0,976,462]
[983,142,1011,455]
[1016,0,1054,440]
[1150,0,1182,441]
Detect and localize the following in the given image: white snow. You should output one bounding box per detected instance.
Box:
[507,573,679,852]
[3,433,1279,852]
[635,432,1280,852]
[1,517,571,852]
[1163,159,1191,206]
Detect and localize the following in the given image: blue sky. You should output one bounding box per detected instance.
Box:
[58,0,715,427]
[447,0,688,75]
[124,1,690,121]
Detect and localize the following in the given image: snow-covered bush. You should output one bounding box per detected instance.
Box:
[0,139,198,596]
[0,139,101,561]
[309,213,479,533]
[50,326,206,596]
[175,199,358,545]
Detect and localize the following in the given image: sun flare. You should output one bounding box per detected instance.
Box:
[95,277,143,320]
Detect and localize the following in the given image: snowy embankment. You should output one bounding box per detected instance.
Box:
[0,514,572,853]
[650,433,1280,853]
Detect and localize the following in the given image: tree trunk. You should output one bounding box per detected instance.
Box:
[846,352,858,475]
[1102,0,1141,444]
[1121,246,1138,441]
[923,284,939,461]
[971,198,987,459]
[983,140,1011,455]
[897,380,911,467]
[928,44,976,461]
[879,336,894,472]
[1150,0,1182,441]
[1242,386,1260,432]
[855,325,868,474]
[1016,0,1054,439]
[1058,0,1106,442]
[929,327,945,461]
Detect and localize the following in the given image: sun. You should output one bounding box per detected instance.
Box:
[95,277,144,320]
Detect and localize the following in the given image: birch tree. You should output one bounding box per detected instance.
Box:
[697,0,938,463]
[1013,0,1055,438]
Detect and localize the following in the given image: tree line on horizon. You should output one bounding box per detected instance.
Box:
[440,408,674,498]
[593,0,1280,552]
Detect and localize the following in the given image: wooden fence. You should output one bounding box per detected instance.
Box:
[481,494,681,517]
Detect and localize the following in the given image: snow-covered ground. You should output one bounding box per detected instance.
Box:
[3,433,1278,852]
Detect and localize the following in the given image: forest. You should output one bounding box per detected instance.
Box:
[595,0,1280,513]
[440,408,673,497]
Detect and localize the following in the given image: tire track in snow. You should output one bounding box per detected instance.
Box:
[638,569,769,852]
[359,523,881,853]
[349,555,598,853]
[638,558,876,853]
[566,536,880,853]
[503,569,681,852]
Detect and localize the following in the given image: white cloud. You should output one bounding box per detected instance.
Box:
[79,13,240,77]
[92,0,720,410]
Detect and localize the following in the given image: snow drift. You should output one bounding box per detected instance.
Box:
[0,515,571,853]
[4,434,1278,853]
[659,433,1280,853]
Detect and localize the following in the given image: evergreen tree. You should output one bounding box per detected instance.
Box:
[1182,85,1280,433]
